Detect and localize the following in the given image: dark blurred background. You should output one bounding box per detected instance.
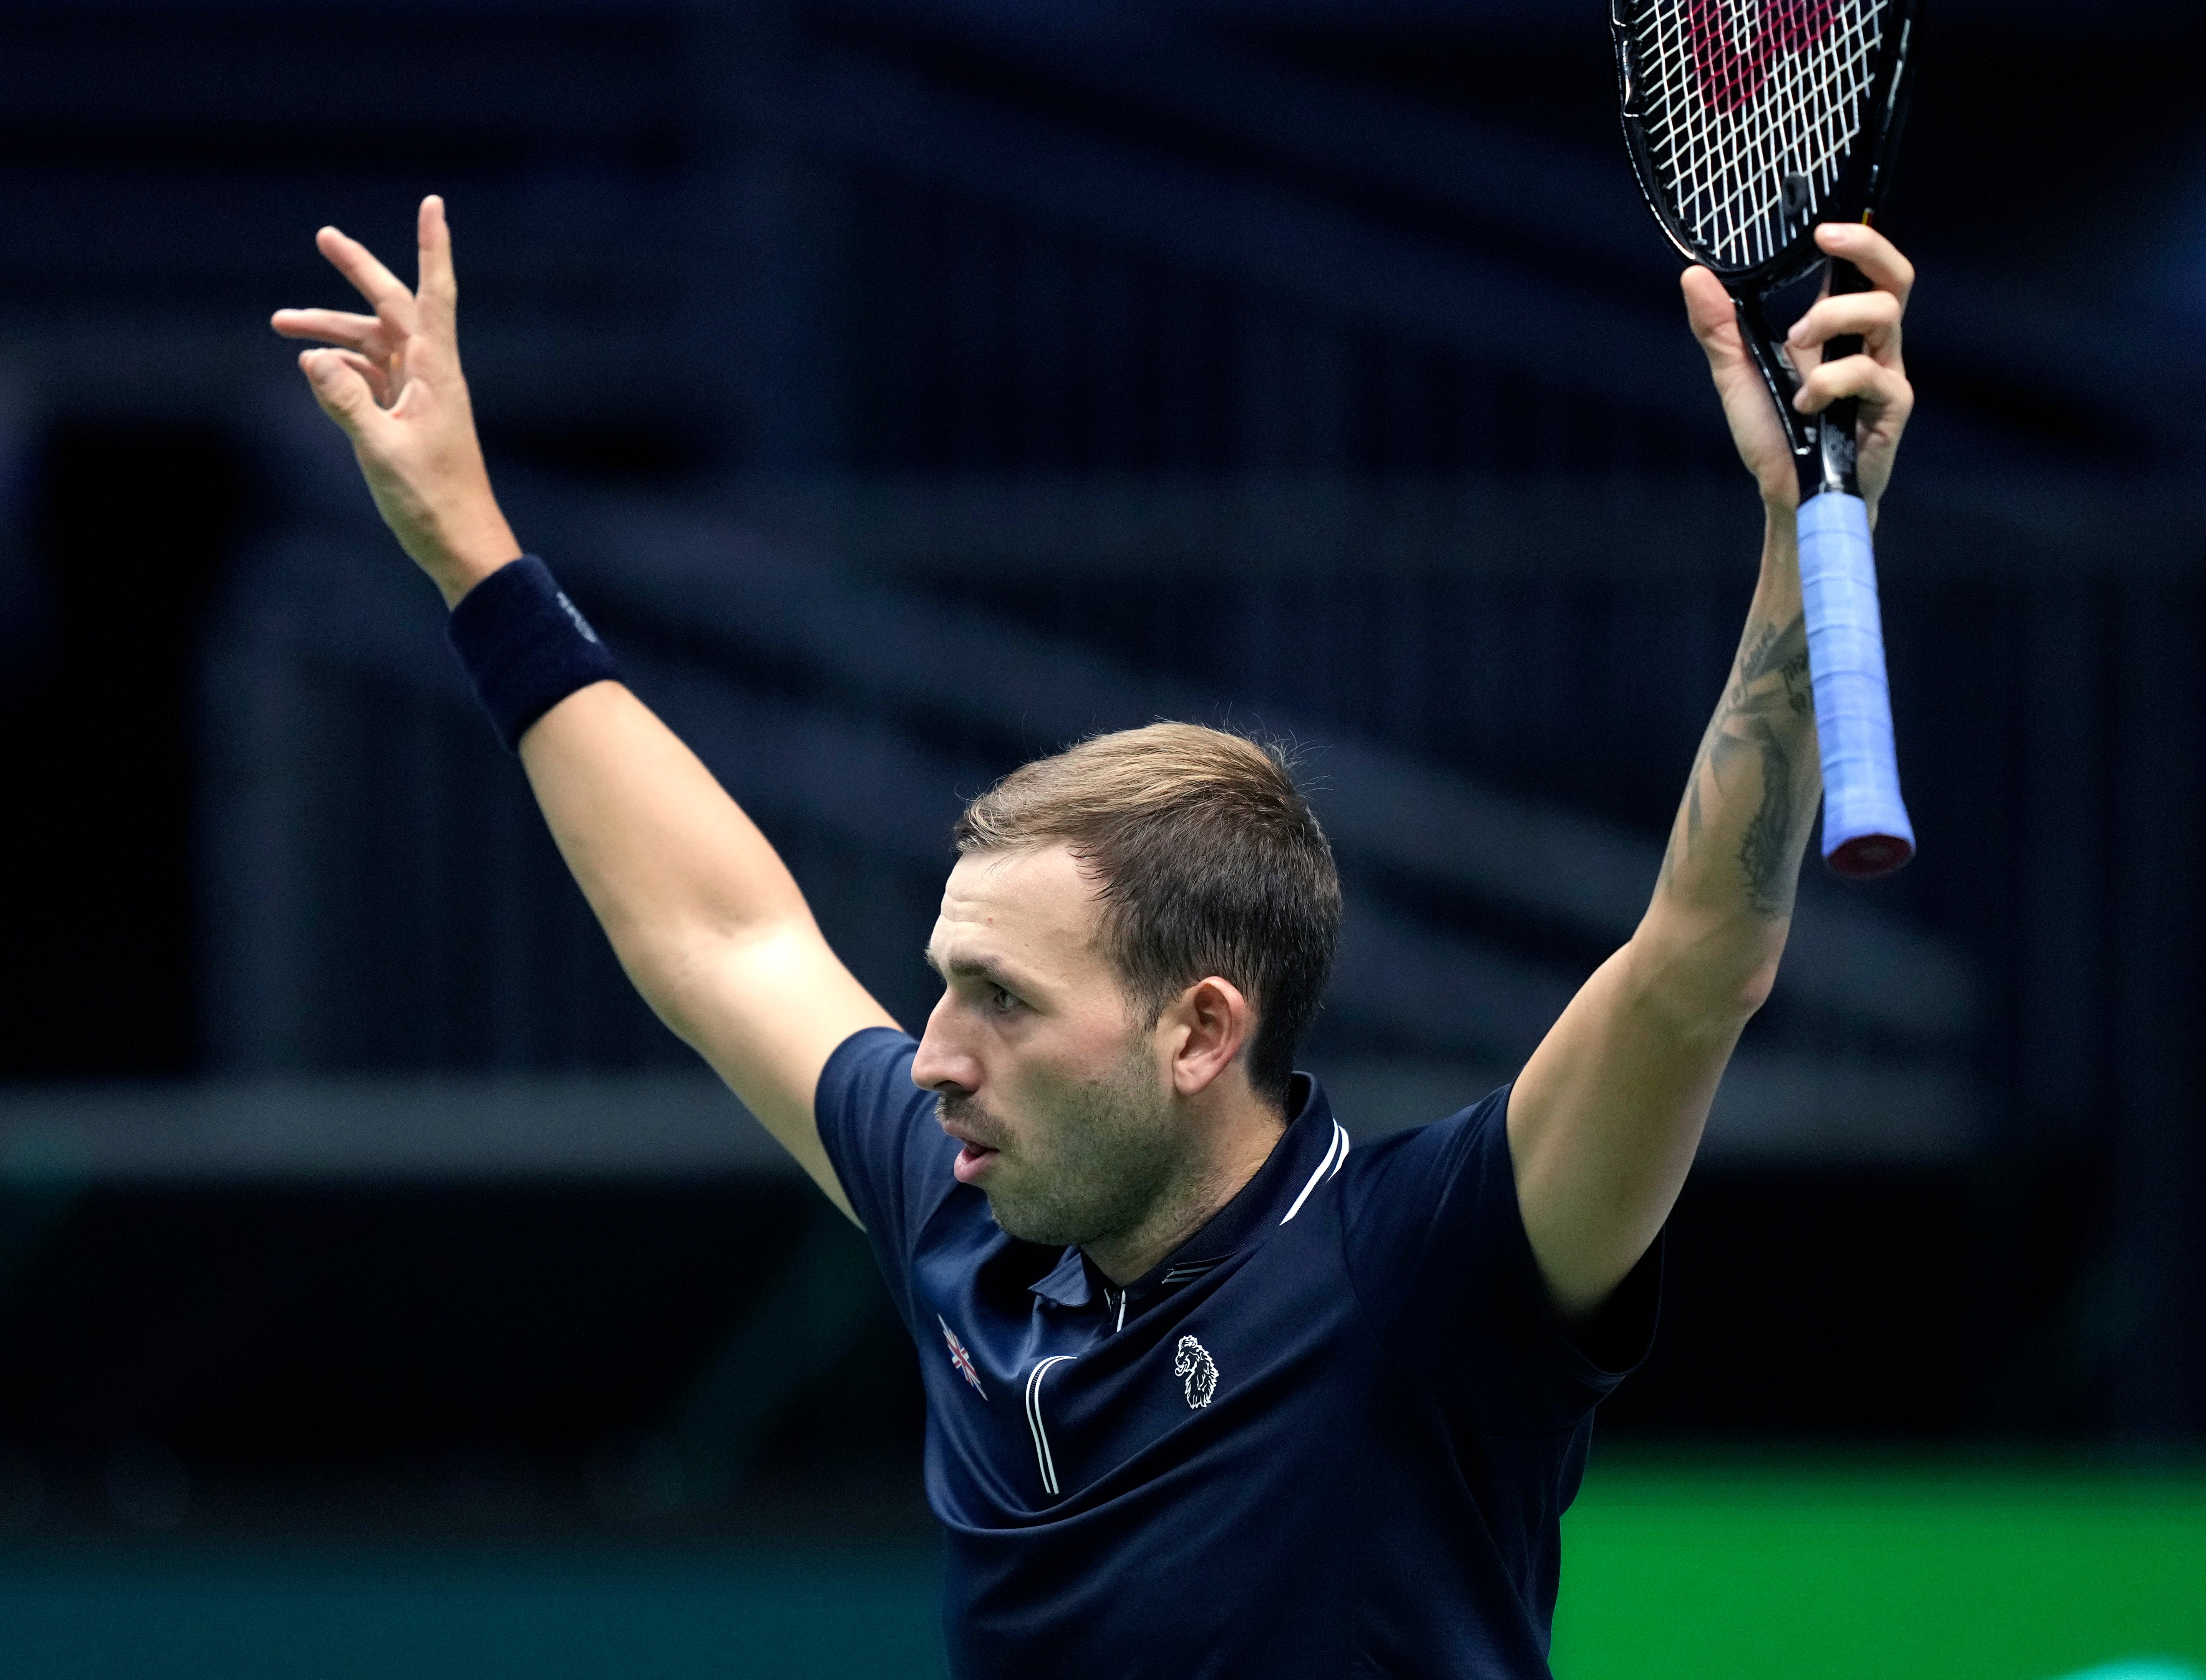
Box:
[0,0,2201,1673]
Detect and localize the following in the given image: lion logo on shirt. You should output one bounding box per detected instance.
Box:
[1173,1335,1218,1408]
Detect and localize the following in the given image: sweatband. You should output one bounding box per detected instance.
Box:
[445,555,622,751]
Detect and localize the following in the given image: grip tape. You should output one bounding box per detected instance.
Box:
[1798,491,1914,878]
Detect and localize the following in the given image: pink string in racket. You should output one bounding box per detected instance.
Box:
[1689,0,1840,114]
[1631,0,1884,270]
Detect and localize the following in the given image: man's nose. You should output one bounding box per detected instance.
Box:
[911,992,981,1094]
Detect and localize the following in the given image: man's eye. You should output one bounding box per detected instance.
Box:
[987,984,1019,1013]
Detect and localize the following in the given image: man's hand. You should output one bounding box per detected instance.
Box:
[272,195,520,606]
[1681,221,1916,519]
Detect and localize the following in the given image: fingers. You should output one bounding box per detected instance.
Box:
[1814,221,1915,303]
[1679,265,1742,365]
[270,307,386,351]
[416,195,458,326]
[1786,288,1904,365]
[284,205,462,429]
[1793,351,1913,419]
[330,348,400,408]
[315,225,414,316]
[297,346,388,436]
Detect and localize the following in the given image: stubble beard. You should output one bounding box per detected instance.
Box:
[939,1047,1178,1251]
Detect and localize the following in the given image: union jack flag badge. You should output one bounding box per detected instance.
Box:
[937,1314,988,1400]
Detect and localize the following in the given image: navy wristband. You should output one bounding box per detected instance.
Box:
[445,555,622,752]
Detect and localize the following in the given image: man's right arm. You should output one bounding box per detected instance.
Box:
[518,681,894,1219]
[272,195,894,1221]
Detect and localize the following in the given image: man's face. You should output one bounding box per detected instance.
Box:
[911,845,1182,1250]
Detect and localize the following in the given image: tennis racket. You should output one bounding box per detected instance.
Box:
[1612,0,1921,878]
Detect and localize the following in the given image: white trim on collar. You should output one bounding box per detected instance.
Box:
[1278,1120,1350,1225]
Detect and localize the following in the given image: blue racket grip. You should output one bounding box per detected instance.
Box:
[1798,490,1914,878]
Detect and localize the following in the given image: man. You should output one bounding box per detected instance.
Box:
[272,198,1914,1677]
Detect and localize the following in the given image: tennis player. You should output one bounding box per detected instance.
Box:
[275,197,1914,1678]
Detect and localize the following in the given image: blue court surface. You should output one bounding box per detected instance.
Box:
[0,1545,950,1680]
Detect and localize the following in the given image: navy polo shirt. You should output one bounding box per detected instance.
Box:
[815,1027,1660,1680]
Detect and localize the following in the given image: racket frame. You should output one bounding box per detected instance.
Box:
[1610,0,1923,877]
[1611,0,1921,502]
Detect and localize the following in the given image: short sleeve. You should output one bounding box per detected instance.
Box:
[813,1026,959,1333]
[1340,1086,1662,1435]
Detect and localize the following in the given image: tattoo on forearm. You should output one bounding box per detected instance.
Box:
[1661,610,1816,919]
[1734,716,1797,916]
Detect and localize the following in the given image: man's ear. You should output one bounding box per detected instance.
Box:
[1166,976,1254,1097]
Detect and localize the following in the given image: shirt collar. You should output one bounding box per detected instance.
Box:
[1027,1072,1348,1309]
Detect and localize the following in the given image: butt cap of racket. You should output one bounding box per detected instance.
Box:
[1798,491,1915,880]
[1827,830,1913,878]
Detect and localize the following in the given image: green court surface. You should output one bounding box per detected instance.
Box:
[1553,1459,2206,1680]
[0,1461,2200,1678]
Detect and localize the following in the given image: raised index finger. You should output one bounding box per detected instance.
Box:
[315,225,414,316]
[416,195,457,326]
[1815,220,1915,305]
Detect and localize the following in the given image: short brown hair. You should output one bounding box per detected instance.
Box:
[954,723,1341,1107]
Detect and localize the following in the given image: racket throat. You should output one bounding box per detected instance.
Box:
[1735,263,1866,506]
[1735,292,1824,501]
[1808,399,1861,501]
[1808,255,1873,501]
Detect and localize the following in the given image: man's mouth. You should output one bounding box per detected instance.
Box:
[939,1095,1005,1185]
[952,1141,1000,1184]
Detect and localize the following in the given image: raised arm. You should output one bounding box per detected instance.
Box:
[272,196,893,1219]
[1505,223,1916,1319]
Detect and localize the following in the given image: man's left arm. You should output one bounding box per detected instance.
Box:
[1506,222,1916,1321]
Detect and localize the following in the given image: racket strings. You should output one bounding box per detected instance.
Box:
[1634,0,1886,270]
[1690,0,1836,113]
